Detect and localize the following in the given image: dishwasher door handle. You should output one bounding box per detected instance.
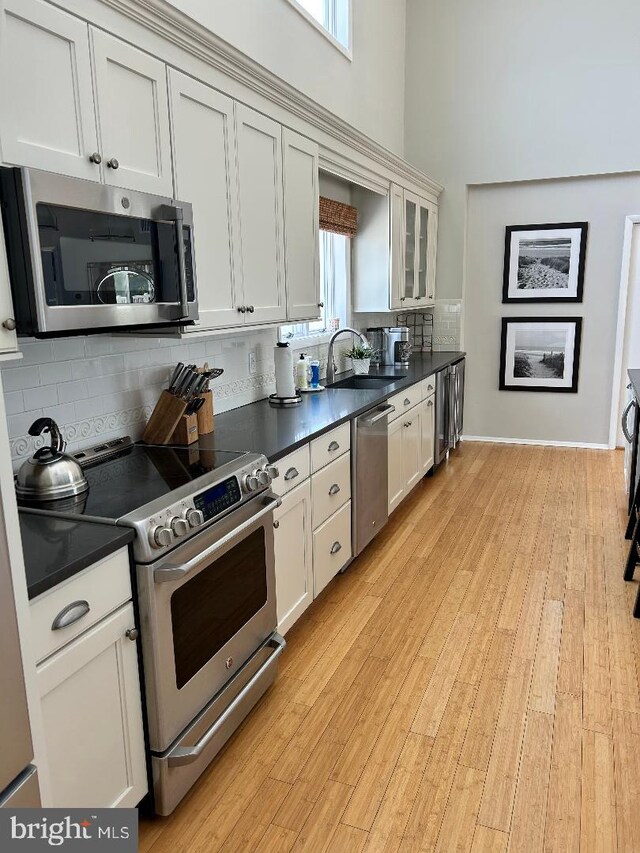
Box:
[359,404,395,426]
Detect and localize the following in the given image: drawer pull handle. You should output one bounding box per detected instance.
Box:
[330,541,342,555]
[51,600,90,631]
[404,421,412,428]
[427,384,433,391]
[427,400,433,407]
[329,483,341,496]
[273,520,280,529]
[404,398,411,406]
[284,467,299,481]
[328,441,340,452]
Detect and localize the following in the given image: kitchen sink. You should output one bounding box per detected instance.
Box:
[328,375,407,390]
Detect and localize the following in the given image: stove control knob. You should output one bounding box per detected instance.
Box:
[183,508,204,528]
[266,465,279,481]
[256,468,270,487]
[170,516,189,537]
[149,525,172,549]
[242,473,260,493]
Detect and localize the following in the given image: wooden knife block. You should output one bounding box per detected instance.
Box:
[171,413,199,445]
[142,391,187,445]
[196,390,214,434]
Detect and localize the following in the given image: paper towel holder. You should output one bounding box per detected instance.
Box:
[270,341,302,406]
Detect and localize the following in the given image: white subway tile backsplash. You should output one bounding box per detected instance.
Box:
[8,410,43,437]
[23,385,58,411]
[19,341,54,366]
[4,391,24,415]
[58,380,90,404]
[52,338,86,361]
[3,365,41,392]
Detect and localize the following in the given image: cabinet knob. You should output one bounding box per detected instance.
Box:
[247,305,255,313]
[273,520,280,529]
[428,400,433,407]
[2,318,16,331]
[318,302,324,308]
[106,157,119,170]
[329,483,341,496]
[330,541,342,555]
[126,628,139,641]
[237,306,246,313]
[89,152,102,164]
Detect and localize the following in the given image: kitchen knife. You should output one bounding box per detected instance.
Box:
[174,368,193,398]
[168,362,185,393]
[180,369,200,400]
[188,373,209,401]
[186,397,205,416]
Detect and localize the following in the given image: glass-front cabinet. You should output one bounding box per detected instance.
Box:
[397,190,437,309]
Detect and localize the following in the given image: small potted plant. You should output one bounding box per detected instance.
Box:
[345,344,376,375]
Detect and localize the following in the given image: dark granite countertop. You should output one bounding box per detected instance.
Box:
[19,511,134,600]
[200,351,465,462]
[628,369,640,400]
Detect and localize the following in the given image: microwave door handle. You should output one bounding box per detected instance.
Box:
[153,495,281,583]
[158,204,189,320]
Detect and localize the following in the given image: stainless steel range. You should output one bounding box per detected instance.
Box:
[21,440,284,815]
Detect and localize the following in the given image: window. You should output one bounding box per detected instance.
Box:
[280,231,349,341]
[287,0,351,54]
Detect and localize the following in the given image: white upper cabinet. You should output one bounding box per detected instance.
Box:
[90,29,172,196]
[0,223,17,354]
[0,0,99,180]
[282,129,320,321]
[399,190,437,308]
[168,71,240,329]
[235,104,286,325]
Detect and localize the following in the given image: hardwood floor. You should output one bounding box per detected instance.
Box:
[139,442,640,852]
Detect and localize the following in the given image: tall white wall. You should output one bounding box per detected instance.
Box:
[404,0,640,444]
[166,0,407,154]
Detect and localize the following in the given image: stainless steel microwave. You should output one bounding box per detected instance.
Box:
[0,167,198,336]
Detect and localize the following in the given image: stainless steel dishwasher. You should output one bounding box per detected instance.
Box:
[351,402,396,557]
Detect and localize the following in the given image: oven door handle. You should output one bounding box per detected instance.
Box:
[622,398,636,443]
[153,495,281,583]
[166,633,286,767]
[157,204,189,320]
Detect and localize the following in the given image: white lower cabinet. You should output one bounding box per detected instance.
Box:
[313,500,352,597]
[388,394,427,513]
[273,479,313,636]
[37,601,147,808]
[421,396,435,474]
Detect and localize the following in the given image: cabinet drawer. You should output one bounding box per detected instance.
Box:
[312,452,351,528]
[276,444,311,495]
[30,547,131,664]
[310,422,350,473]
[421,374,436,399]
[313,501,352,597]
[388,384,422,420]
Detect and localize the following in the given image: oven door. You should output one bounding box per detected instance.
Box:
[136,493,279,753]
[1,167,197,335]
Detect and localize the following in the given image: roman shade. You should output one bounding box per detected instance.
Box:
[319,196,358,238]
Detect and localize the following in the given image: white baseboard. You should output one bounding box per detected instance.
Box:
[461,435,611,450]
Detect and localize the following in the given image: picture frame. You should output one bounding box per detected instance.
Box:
[499,317,582,393]
[502,222,588,303]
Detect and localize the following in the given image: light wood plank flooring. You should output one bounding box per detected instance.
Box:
[140,442,640,852]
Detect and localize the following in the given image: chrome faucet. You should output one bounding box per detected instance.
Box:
[325,327,370,385]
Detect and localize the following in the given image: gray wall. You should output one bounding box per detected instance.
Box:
[166,0,407,154]
[404,0,640,300]
[464,174,640,445]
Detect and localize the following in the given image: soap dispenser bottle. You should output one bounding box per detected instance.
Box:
[296,353,309,390]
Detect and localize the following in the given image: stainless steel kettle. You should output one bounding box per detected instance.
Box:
[16,418,89,502]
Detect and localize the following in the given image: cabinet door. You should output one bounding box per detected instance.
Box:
[426,200,438,302]
[168,71,241,330]
[418,198,438,303]
[37,603,147,808]
[389,183,405,311]
[0,0,99,180]
[402,405,422,494]
[235,104,286,324]
[282,129,320,321]
[421,397,435,474]
[402,190,420,307]
[0,224,17,354]
[273,479,313,635]
[388,416,405,514]
[90,29,172,195]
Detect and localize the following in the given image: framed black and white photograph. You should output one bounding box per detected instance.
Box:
[499,317,582,393]
[502,222,588,303]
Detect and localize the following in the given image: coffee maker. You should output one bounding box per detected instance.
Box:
[367,327,412,366]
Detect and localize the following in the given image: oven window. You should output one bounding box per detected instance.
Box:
[36,203,194,307]
[170,528,267,689]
